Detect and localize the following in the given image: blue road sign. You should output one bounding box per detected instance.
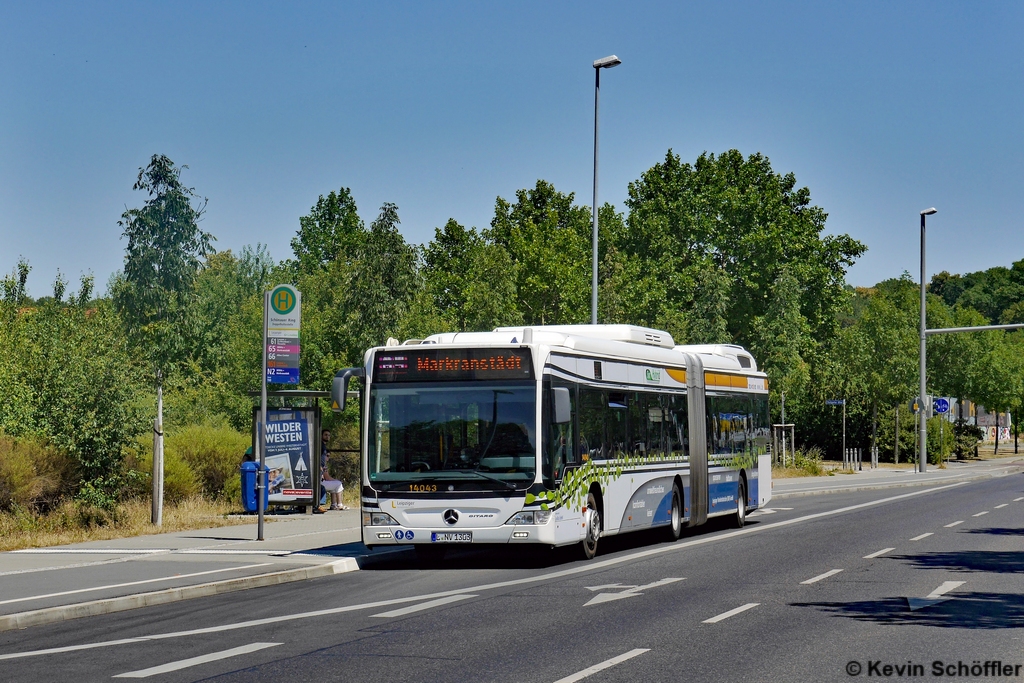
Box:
[825,399,845,406]
[934,397,950,414]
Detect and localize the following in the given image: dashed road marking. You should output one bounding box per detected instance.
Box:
[944,521,963,528]
[801,569,843,585]
[551,648,650,683]
[371,594,477,618]
[973,511,989,517]
[863,547,895,559]
[703,603,759,623]
[113,642,281,678]
[910,533,933,541]
[995,504,1008,509]
[908,581,966,611]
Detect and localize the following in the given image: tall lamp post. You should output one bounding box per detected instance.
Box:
[919,207,937,473]
[591,54,621,324]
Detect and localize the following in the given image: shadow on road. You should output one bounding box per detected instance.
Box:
[892,550,1024,574]
[962,527,1024,537]
[792,592,1024,629]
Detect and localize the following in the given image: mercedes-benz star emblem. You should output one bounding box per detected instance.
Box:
[443,509,459,525]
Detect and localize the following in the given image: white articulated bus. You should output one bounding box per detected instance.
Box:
[331,324,771,560]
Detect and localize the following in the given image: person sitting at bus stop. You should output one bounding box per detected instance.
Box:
[320,429,348,511]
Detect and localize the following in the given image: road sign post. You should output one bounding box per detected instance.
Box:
[934,398,949,464]
[259,285,301,542]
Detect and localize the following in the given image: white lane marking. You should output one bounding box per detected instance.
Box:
[177,549,295,555]
[928,581,966,599]
[973,511,989,517]
[584,577,683,606]
[995,504,1008,509]
[800,569,843,585]
[551,648,650,683]
[371,594,476,618]
[10,549,170,555]
[908,581,966,611]
[703,602,759,623]
[863,547,895,559]
[0,481,969,662]
[113,642,281,678]
[1015,497,1024,502]
[910,533,933,541]
[774,507,794,510]
[0,564,272,607]
[944,521,964,528]
[0,556,144,577]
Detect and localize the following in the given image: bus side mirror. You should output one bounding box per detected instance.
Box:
[331,367,365,412]
[552,387,572,424]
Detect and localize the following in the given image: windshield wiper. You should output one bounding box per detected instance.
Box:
[468,470,519,490]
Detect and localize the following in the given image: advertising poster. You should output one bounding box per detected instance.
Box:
[253,408,317,504]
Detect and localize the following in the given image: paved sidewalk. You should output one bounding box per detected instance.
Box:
[0,508,408,631]
[772,455,1024,498]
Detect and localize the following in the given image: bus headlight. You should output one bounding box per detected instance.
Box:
[364,512,398,526]
[506,510,552,525]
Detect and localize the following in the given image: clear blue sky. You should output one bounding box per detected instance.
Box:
[2,1,1023,297]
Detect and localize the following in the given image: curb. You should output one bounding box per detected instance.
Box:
[0,557,359,633]
[773,468,1016,499]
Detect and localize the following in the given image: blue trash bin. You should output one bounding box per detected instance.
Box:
[240,461,269,513]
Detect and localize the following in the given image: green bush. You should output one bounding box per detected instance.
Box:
[128,435,201,504]
[794,446,828,476]
[0,434,74,512]
[167,423,249,499]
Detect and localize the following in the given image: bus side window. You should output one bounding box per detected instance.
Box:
[579,386,607,460]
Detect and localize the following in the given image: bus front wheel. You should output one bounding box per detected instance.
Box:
[581,492,601,560]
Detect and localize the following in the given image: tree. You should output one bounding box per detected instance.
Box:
[972,332,1024,455]
[114,154,213,371]
[488,181,591,325]
[622,149,865,349]
[113,154,212,523]
[343,203,418,356]
[749,267,811,422]
[1,258,31,308]
[289,187,365,275]
[421,219,524,332]
[422,219,484,330]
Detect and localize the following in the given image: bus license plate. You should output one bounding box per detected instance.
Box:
[431,531,472,543]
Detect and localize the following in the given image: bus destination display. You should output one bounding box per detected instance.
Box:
[374,348,533,382]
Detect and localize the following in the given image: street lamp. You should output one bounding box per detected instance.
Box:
[591,54,621,324]
[919,207,937,473]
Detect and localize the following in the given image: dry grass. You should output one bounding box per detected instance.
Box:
[773,466,833,479]
[0,496,254,552]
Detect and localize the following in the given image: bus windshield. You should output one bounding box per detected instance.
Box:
[368,382,536,491]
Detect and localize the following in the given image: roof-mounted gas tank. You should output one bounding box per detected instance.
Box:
[493,324,675,349]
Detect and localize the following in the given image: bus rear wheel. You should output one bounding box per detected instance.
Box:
[667,483,683,541]
[734,479,747,528]
[580,492,601,560]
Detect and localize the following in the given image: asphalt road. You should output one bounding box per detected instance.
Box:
[2,470,1023,682]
